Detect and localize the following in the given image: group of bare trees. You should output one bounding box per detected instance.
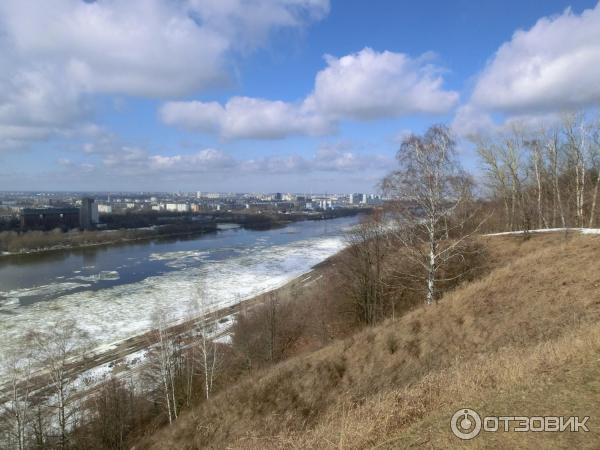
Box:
[0,320,91,450]
[0,285,225,450]
[142,287,222,427]
[476,113,600,232]
[342,212,388,324]
[231,290,309,370]
[345,117,600,311]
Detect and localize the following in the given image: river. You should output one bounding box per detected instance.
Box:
[0,216,357,358]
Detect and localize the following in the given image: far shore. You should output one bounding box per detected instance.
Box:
[0,225,218,258]
[0,209,365,257]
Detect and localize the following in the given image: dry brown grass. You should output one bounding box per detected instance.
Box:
[253,321,600,449]
[138,233,600,450]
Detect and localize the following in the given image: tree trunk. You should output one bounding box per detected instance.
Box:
[533,147,547,228]
[589,171,600,227]
[426,220,436,305]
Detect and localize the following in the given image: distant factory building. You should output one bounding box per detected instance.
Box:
[20,207,80,230]
[80,197,99,230]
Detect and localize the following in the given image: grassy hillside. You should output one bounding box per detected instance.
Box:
[138,233,600,449]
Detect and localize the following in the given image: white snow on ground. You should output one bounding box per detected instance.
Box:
[485,227,600,236]
[122,348,148,366]
[0,235,346,380]
[580,228,600,234]
[214,334,232,345]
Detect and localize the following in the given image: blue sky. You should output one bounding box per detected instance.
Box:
[0,0,599,193]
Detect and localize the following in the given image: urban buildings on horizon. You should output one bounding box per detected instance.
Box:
[0,190,384,232]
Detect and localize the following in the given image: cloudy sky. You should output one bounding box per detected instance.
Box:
[1,0,599,193]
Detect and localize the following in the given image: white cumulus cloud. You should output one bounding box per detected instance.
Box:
[309,48,459,120]
[160,97,333,139]
[0,0,329,147]
[455,3,600,136]
[160,48,458,139]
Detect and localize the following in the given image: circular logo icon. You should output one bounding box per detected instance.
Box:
[451,408,482,440]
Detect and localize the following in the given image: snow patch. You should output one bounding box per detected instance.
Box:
[485,227,600,236]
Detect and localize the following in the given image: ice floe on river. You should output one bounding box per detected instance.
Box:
[0,232,347,378]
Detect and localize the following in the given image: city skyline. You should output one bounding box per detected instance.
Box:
[1,0,599,192]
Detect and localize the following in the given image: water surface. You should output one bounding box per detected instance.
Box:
[0,217,356,353]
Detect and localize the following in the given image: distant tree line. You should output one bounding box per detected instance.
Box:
[0,221,216,254]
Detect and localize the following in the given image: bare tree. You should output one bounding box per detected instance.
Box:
[563,113,588,227]
[28,320,91,450]
[525,135,549,229]
[264,291,279,362]
[0,345,34,450]
[547,129,567,229]
[146,308,178,424]
[382,125,481,305]
[342,212,388,324]
[588,120,600,227]
[84,376,137,450]
[476,137,514,230]
[191,286,221,401]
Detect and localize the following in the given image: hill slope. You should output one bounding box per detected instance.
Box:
[138,233,600,449]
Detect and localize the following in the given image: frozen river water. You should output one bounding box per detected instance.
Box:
[0,216,357,357]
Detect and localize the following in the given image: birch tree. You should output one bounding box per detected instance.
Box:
[191,286,220,400]
[0,345,34,450]
[382,125,480,305]
[563,114,588,227]
[476,138,514,230]
[588,120,600,227]
[547,129,567,228]
[146,308,178,424]
[28,320,91,450]
[525,136,548,229]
